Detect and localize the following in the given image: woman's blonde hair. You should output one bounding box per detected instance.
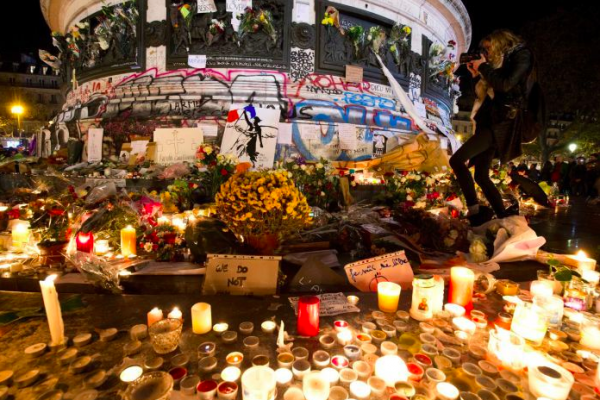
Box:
[481,29,524,66]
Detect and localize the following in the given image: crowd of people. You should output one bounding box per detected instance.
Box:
[508,154,600,199]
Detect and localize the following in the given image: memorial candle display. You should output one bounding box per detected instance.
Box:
[120,225,137,257]
[511,302,548,345]
[168,307,182,321]
[11,222,30,250]
[449,267,474,310]
[566,250,597,272]
[147,307,163,326]
[375,356,409,387]
[297,296,320,337]
[410,274,444,321]
[39,275,65,346]
[377,282,401,313]
[191,302,212,334]
[530,280,553,299]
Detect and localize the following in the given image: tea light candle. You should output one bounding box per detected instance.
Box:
[355,334,372,345]
[120,365,143,383]
[378,282,402,313]
[147,308,163,327]
[321,368,339,385]
[222,331,238,344]
[329,386,348,400]
[375,355,409,387]
[198,342,216,358]
[226,352,244,367]
[331,356,349,370]
[239,322,254,335]
[452,317,476,335]
[275,368,293,387]
[334,320,349,332]
[192,302,212,334]
[352,361,372,380]
[362,322,376,333]
[120,225,137,257]
[221,366,241,382]
[343,345,360,361]
[292,359,311,380]
[284,387,305,400]
[496,280,519,296]
[252,355,270,367]
[303,372,330,400]
[382,325,396,338]
[347,295,359,305]
[277,353,295,369]
[94,239,110,255]
[449,267,475,310]
[198,356,218,373]
[436,382,459,400]
[11,222,30,250]
[339,368,358,387]
[381,341,399,356]
[337,330,353,346]
[243,336,259,349]
[368,376,386,397]
[361,343,378,356]
[312,350,331,369]
[530,280,554,299]
[350,381,371,400]
[319,334,336,349]
[583,270,600,287]
[168,307,182,321]
[39,275,64,346]
[130,324,148,341]
[293,347,309,361]
[297,296,320,337]
[213,323,229,334]
[396,310,410,321]
[76,232,94,253]
[566,250,597,272]
[261,320,277,333]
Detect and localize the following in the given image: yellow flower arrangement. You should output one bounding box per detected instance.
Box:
[215,171,312,248]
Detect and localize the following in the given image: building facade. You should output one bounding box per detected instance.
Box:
[40,0,471,162]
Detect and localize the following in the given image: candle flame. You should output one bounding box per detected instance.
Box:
[45,274,58,283]
[577,250,588,258]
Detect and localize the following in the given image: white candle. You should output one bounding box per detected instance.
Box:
[349,381,371,400]
[168,307,182,320]
[530,280,554,299]
[222,366,241,382]
[436,382,459,400]
[11,222,30,250]
[147,308,163,326]
[261,321,277,333]
[337,330,353,346]
[94,240,110,256]
[444,303,466,318]
[321,368,339,385]
[452,317,476,335]
[39,275,65,346]
[192,303,211,334]
[275,368,293,387]
[583,270,600,287]
[303,372,330,400]
[380,341,398,356]
[566,250,597,272]
[241,367,276,400]
[213,323,229,334]
[374,356,409,387]
[120,366,143,383]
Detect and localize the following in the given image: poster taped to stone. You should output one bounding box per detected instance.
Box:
[130,140,149,156]
[278,122,292,144]
[87,128,104,162]
[344,250,414,292]
[288,293,360,316]
[221,104,280,169]
[154,128,203,164]
[188,54,207,69]
[226,0,251,12]
[203,254,281,295]
[338,123,357,150]
[197,0,217,13]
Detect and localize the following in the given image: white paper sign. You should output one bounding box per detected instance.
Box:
[300,123,319,140]
[188,54,207,69]
[154,128,203,164]
[130,140,149,156]
[344,250,414,292]
[294,1,311,23]
[197,0,217,13]
[226,0,252,13]
[87,128,104,162]
[203,254,281,295]
[288,293,361,316]
[198,124,218,137]
[414,101,427,119]
[338,123,357,150]
[278,122,293,145]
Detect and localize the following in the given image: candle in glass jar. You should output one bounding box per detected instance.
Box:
[94,239,110,256]
[303,372,330,400]
[375,355,409,387]
[377,282,401,313]
[583,270,600,287]
[120,225,137,257]
[39,275,65,346]
[297,296,320,337]
[530,280,553,299]
[566,250,597,272]
[226,352,244,367]
[449,267,474,310]
[11,222,30,250]
[337,330,353,346]
[221,366,241,382]
[191,302,211,334]
[76,232,94,253]
[168,307,182,321]
[147,307,163,326]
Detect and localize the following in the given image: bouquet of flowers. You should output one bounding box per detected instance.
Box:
[278,157,340,210]
[158,180,197,213]
[215,171,312,254]
[239,7,277,44]
[195,144,238,202]
[208,19,226,46]
[179,3,196,43]
[388,24,411,64]
[346,25,365,57]
[138,223,186,262]
[367,26,386,55]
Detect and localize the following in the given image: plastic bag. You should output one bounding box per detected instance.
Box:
[85,182,117,205]
[159,163,191,180]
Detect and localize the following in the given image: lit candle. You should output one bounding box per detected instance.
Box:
[75,232,94,253]
[94,240,110,256]
[303,372,330,400]
[530,280,553,299]
[452,317,476,336]
[168,307,182,321]
[511,302,548,345]
[120,365,143,383]
[147,307,163,327]
[191,303,211,334]
[11,222,30,250]
[436,382,459,400]
[226,352,244,367]
[297,296,320,337]
[580,319,600,350]
[221,366,241,382]
[566,250,597,272]
[334,320,349,332]
[241,367,276,400]
[321,368,339,385]
[261,321,276,333]
[337,330,353,346]
[331,356,349,370]
[583,270,600,287]
[347,295,359,305]
[375,355,409,387]
[120,225,136,257]
[157,216,170,225]
[449,267,474,310]
[312,350,331,369]
[377,282,401,313]
[275,368,293,387]
[350,381,371,400]
[444,303,466,318]
[39,275,65,346]
[213,323,229,334]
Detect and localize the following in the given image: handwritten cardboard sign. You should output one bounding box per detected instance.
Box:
[345,65,363,83]
[203,254,281,295]
[344,250,414,292]
[154,128,203,164]
[197,0,217,13]
[288,293,360,316]
[87,128,104,162]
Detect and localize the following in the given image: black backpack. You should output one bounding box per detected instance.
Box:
[520,67,546,144]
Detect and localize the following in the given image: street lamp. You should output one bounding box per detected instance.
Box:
[10,105,24,137]
[568,143,577,153]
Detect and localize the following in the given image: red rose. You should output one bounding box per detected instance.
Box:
[402,171,409,176]
[48,209,65,216]
[221,169,228,176]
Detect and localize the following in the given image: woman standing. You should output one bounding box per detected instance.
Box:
[450,30,533,226]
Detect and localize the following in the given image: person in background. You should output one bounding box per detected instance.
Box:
[449,29,533,226]
[570,157,587,196]
[540,160,553,183]
[551,156,563,188]
[562,157,575,194]
[528,163,541,182]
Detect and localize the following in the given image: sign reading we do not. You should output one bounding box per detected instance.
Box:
[203,254,281,295]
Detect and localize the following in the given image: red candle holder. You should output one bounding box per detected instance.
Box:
[297,296,320,337]
[76,232,94,253]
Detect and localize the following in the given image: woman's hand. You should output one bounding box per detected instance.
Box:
[466,63,479,78]
[470,54,487,72]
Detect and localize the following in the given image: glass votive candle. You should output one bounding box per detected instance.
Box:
[198,342,216,358]
[275,368,293,387]
[361,343,378,356]
[382,325,396,338]
[198,357,218,373]
[222,331,238,344]
[331,356,350,370]
[395,381,416,398]
[339,368,358,388]
[217,381,239,400]
[381,341,398,356]
[355,334,372,345]
[442,348,461,365]
[337,331,353,346]
[334,320,349,332]
[329,386,349,400]
[221,366,241,383]
[243,336,259,349]
[371,330,386,344]
[350,380,371,400]
[393,320,409,333]
[352,361,371,380]
[197,380,218,400]
[320,334,336,349]
[149,318,183,355]
[407,362,424,382]
[226,352,243,367]
[252,355,270,367]
[344,345,360,361]
[261,320,276,333]
[378,282,401,313]
[362,322,377,333]
[347,295,359,306]
[313,350,331,369]
[445,303,466,318]
[292,359,311,381]
[437,382,460,400]
[277,353,295,369]
[292,347,309,361]
[322,367,340,385]
[180,375,200,396]
[238,322,254,335]
[213,323,229,335]
[452,317,476,336]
